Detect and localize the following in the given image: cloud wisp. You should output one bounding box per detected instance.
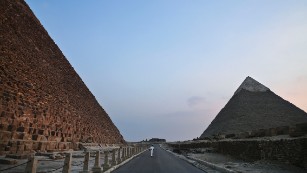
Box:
[187,96,206,107]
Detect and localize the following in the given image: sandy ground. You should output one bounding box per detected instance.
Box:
[162,144,306,173]
[188,152,307,173]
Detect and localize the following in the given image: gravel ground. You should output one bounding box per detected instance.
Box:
[162,143,306,173]
[188,152,306,173]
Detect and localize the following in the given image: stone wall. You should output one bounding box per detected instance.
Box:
[0,0,124,155]
[169,137,307,169]
[212,122,307,140]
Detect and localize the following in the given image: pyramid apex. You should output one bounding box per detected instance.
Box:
[234,76,269,95]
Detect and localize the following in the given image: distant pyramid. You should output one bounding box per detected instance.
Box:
[200,76,307,138]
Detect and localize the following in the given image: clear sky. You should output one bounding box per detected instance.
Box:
[25,0,307,142]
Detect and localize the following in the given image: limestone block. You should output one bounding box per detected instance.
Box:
[40,135,47,141]
[276,126,289,135]
[0,130,11,141]
[265,128,277,136]
[296,123,307,134]
[32,142,40,150]
[17,144,25,154]
[38,142,47,151]
[58,142,65,150]
[7,124,17,132]
[46,142,57,150]
[24,143,33,151]
[9,146,17,153]
[21,133,32,140]
[0,122,9,131]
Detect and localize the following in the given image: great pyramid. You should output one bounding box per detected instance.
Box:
[200,76,307,138]
[0,0,124,154]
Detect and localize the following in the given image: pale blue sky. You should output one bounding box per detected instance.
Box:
[26,0,307,141]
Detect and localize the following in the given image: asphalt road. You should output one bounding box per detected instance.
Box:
[113,144,205,173]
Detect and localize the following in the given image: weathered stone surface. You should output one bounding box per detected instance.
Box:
[201,77,307,138]
[0,158,18,165]
[169,137,307,169]
[0,0,124,154]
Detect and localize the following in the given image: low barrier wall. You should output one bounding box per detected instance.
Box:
[0,144,148,172]
[204,122,307,140]
[169,137,307,169]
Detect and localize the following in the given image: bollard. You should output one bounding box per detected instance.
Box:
[125,147,128,159]
[111,149,116,166]
[117,148,121,164]
[124,147,128,159]
[131,147,133,156]
[120,147,125,162]
[103,151,110,171]
[62,153,72,173]
[80,152,91,173]
[25,156,38,173]
[92,151,102,173]
[123,148,126,158]
[127,147,130,158]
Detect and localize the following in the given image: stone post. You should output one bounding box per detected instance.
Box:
[127,147,130,158]
[117,148,121,164]
[79,152,91,173]
[25,156,38,173]
[121,147,125,161]
[131,147,134,156]
[103,151,110,171]
[125,147,128,159]
[111,149,116,166]
[62,153,72,173]
[92,151,102,173]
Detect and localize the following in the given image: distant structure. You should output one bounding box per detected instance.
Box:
[200,76,307,138]
[0,0,124,154]
[148,138,166,143]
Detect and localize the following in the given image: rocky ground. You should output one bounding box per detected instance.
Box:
[162,144,307,173]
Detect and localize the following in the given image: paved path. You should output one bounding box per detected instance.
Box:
[113,144,205,173]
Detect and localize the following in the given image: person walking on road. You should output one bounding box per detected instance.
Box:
[149,145,154,157]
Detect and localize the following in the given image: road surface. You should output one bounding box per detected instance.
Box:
[113,144,205,173]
